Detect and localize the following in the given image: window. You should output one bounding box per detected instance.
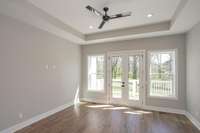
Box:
[88,55,104,91]
[148,50,177,98]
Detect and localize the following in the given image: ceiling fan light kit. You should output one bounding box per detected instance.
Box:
[86,5,132,29]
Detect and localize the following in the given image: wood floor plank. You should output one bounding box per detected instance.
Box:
[16,103,200,133]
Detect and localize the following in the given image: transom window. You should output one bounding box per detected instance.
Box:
[88,55,104,91]
[148,50,177,98]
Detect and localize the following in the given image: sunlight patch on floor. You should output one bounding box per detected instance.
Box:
[124,110,152,115]
[85,103,153,115]
[103,106,129,110]
[136,110,152,114]
[124,111,143,115]
[87,104,113,108]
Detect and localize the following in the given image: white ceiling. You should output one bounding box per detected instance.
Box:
[29,0,181,34]
[0,0,200,44]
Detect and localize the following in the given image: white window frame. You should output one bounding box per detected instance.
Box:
[147,49,178,100]
[87,54,106,92]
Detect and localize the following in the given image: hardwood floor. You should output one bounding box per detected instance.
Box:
[16,102,200,133]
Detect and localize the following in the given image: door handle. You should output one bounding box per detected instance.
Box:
[121,82,125,87]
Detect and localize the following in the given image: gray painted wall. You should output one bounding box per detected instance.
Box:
[81,34,186,110]
[186,22,200,122]
[0,14,81,131]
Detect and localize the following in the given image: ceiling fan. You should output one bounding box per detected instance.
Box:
[86,5,132,29]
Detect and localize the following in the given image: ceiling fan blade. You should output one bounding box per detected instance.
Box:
[110,12,132,19]
[98,21,106,29]
[86,5,103,16]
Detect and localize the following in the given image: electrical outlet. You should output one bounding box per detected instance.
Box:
[19,113,23,119]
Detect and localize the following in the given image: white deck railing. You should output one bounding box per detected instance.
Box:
[88,77,173,97]
[112,79,173,98]
[150,80,173,96]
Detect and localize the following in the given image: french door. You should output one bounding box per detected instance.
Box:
[107,50,145,107]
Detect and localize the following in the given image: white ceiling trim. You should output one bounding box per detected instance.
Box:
[85,21,170,41]
[0,0,85,44]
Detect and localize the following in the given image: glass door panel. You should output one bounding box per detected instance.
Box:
[111,56,123,98]
[128,56,140,100]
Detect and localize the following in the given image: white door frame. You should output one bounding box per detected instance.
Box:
[107,50,146,107]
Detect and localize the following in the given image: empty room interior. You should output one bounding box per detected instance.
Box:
[0,0,200,133]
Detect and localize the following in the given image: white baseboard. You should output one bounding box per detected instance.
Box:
[143,105,186,115]
[0,101,74,133]
[185,112,200,130]
[80,98,108,104]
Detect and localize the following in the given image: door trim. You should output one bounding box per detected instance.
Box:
[107,50,146,107]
